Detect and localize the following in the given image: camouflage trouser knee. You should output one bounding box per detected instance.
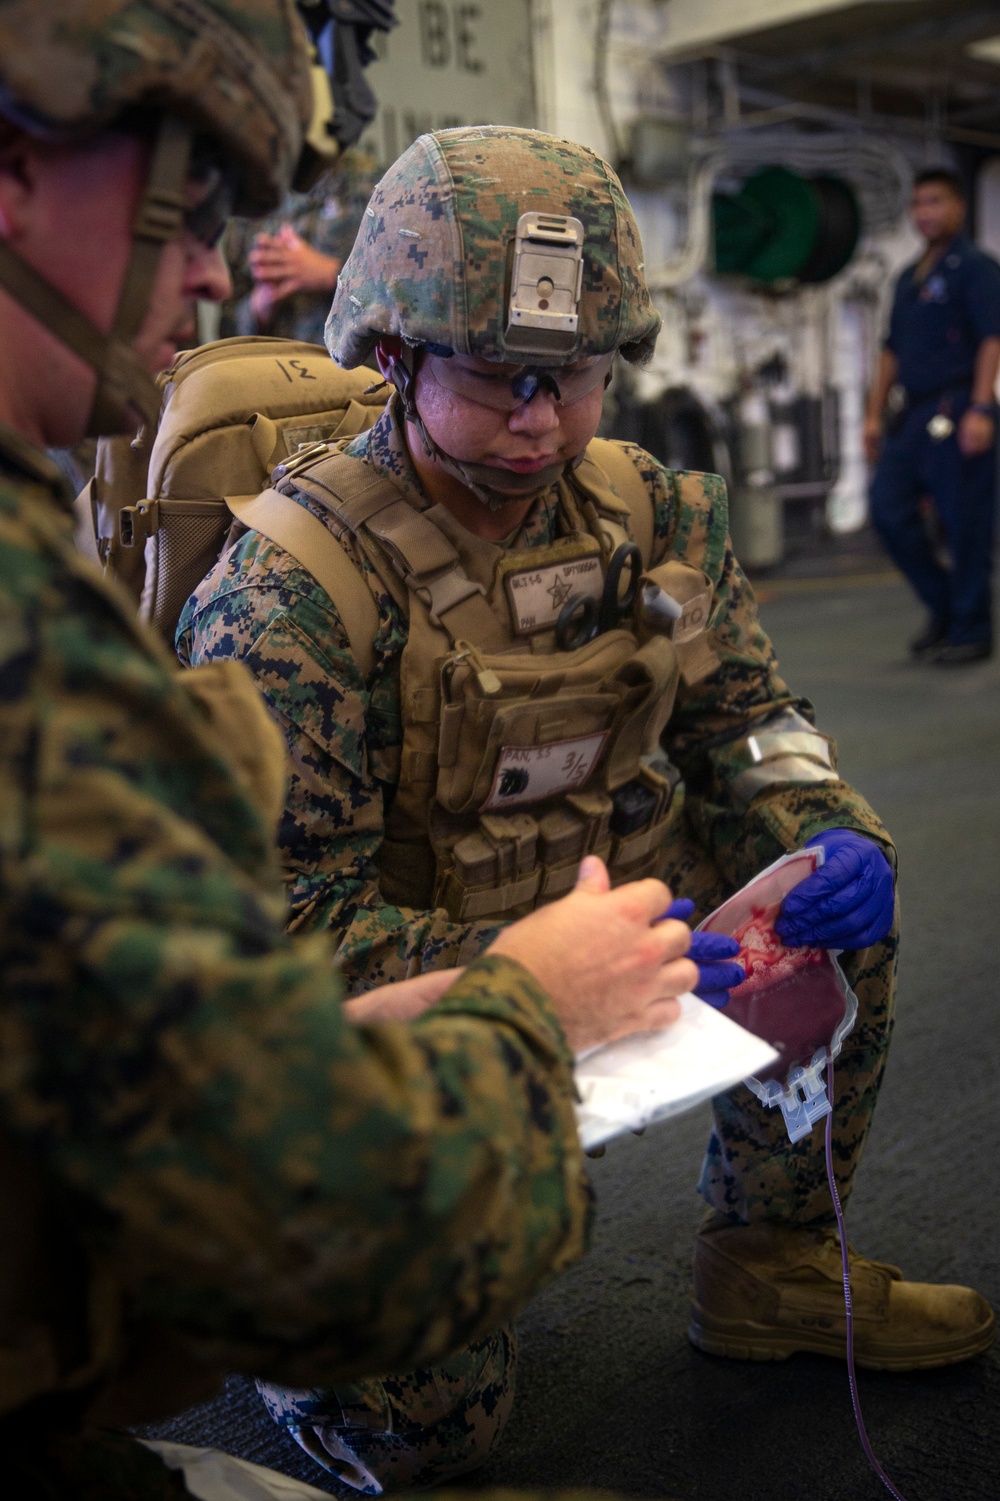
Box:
[662,842,899,1227]
[256,1325,516,1494]
[698,910,898,1225]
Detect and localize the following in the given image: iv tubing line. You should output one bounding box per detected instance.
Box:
[824,1056,911,1501]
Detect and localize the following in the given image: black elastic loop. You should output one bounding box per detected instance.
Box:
[555,593,599,651]
[600,543,643,632]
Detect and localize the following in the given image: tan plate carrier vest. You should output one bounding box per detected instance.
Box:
[72,336,719,923]
[248,437,720,924]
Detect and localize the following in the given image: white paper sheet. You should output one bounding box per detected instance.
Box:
[140,1440,332,1501]
[574,992,780,1151]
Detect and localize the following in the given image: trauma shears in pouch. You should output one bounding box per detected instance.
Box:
[555,542,680,649]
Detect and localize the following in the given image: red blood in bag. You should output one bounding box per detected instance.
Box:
[732,905,811,988]
[721,903,846,1080]
[700,852,848,1083]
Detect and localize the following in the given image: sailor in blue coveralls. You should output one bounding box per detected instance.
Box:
[865,168,1000,664]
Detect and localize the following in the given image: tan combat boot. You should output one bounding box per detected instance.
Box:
[689,1213,996,1371]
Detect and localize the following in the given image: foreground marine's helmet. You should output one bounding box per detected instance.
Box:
[326,126,661,504]
[0,0,315,433]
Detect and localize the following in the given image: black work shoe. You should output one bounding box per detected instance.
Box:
[909,616,949,656]
[931,640,993,665]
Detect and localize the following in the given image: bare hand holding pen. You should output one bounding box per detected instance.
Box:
[345,856,696,1052]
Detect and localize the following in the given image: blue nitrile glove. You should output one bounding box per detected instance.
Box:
[663,897,745,1010]
[775,830,894,950]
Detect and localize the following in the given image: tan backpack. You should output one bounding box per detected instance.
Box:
[74,334,692,685]
[75,335,389,647]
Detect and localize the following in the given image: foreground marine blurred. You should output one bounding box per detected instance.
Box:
[0,3,702,1497]
[182,122,996,1474]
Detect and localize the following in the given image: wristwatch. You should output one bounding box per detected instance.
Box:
[969,401,997,417]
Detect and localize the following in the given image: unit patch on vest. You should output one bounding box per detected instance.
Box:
[504,555,603,635]
[482,732,608,811]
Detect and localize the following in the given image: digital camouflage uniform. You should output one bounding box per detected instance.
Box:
[0,426,589,1491]
[222,149,381,345]
[0,10,599,1499]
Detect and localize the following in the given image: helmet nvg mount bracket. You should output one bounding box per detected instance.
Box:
[506,213,585,357]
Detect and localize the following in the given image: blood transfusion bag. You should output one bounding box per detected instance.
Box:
[698,849,859,1142]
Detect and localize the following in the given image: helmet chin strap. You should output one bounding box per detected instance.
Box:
[0,114,191,438]
[389,347,573,512]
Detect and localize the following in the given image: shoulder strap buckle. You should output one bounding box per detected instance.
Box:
[119,498,159,547]
[415,570,486,628]
[272,440,335,486]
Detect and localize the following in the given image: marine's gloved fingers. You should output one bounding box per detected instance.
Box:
[661,897,696,923]
[698,989,732,1011]
[776,875,874,938]
[778,912,892,951]
[688,930,741,963]
[831,919,892,950]
[778,831,894,948]
[777,898,890,947]
[689,929,745,999]
[694,959,746,994]
[779,851,874,920]
[807,827,894,903]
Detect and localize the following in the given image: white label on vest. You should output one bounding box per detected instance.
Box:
[482,732,608,811]
[673,588,713,645]
[504,555,603,635]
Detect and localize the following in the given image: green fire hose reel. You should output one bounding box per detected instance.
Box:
[713,166,860,285]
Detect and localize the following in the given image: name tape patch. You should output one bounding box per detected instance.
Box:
[505,556,603,635]
[673,588,713,644]
[482,732,608,811]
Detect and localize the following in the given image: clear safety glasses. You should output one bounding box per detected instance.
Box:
[423,349,616,412]
[182,139,238,250]
[183,157,237,250]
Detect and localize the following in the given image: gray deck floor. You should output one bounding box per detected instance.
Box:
[144,574,1000,1500]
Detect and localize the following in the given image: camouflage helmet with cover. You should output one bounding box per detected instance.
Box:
[0,0,317,435]
[327,126,660,369]
[325,126,661,507]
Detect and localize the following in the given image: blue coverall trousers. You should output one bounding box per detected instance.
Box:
[870,394,997,645]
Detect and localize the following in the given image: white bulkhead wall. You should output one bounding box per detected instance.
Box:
[533,0,930,534]
[350,2,943,536]
[356,0,537,161]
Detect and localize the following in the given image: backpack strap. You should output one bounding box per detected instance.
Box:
[228,444,656,678]
[584,437,656,566]
[283,450,507,649]
[227,488,380,679]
